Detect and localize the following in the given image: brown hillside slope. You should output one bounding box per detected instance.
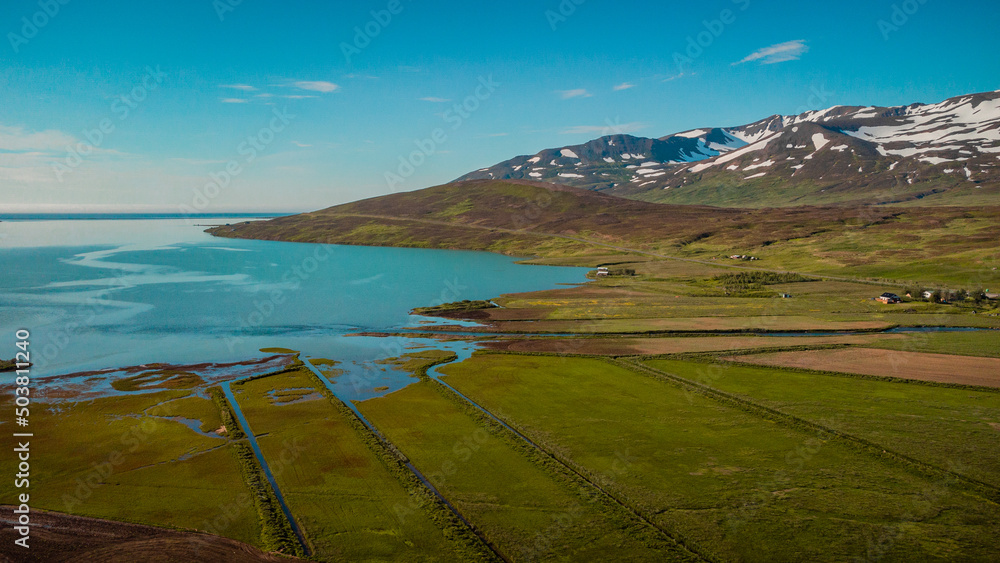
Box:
[208,180,1000,288]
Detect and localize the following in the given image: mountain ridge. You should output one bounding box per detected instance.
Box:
[457,90,1000,207]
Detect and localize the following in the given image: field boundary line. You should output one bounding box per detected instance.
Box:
[613,358,1000,505]
[423,369,714,563]
[709,355,1000,393]
[298,361,507,563]
[209,385,308,557]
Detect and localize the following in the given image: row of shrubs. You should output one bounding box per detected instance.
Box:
[714,271,813,293]
[209,387,304,556]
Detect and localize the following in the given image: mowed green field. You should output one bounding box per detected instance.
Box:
[230,369,473,562]
[438,353,1000,562]
[866,330,1000,358]
[357,378,696,563]
[645,358,1000,489]
[0,391,262,546]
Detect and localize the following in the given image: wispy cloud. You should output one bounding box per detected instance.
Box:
[733,40,809,65]
[561,121,648,135]
[291,80,340,93]
[220,98,249,104]
[292,141,312,148]
[283,95,318,99]
[219,83,257,91]
[662,72,694,82]
[419,97,451,103]
[557,89,593,100]
[613,82,635,91]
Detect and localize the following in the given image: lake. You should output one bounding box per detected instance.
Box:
[0,217,588,399]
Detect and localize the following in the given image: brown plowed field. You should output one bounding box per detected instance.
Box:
[725,348,1000,388]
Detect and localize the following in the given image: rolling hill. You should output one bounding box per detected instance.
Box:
[457,90,1000,207]
[209,179,1000,287]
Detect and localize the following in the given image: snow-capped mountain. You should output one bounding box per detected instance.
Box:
[457,90,1000,206]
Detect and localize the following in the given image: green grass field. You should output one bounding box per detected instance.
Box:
[438,353,1000,562]
[357,378,696,562]
[866,330,1000,358]
[0,391,262,546]
[230,368,475,562]
[644,358,1000,489]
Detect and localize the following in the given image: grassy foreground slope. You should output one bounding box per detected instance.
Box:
[209,180,1000,287]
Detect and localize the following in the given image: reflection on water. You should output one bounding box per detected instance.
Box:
[1,218,588,398]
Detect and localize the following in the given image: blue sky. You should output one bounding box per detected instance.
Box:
[1,0,998,212]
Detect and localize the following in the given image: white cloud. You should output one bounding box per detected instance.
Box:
[219,84,257,91]
[419,97,451,103]
[220,98,249,104]
[613,82,635,91]
[292,80,340,93]
[734,40,809,65]
[292,141,313,148]
[0,125,75,152]
[283,95,318,99]
[561,121,648,135]
[557,89,592,100]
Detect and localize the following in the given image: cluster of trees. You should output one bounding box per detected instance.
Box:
[606,268,636,277]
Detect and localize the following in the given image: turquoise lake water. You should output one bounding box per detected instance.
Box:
[0,218,588,393]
